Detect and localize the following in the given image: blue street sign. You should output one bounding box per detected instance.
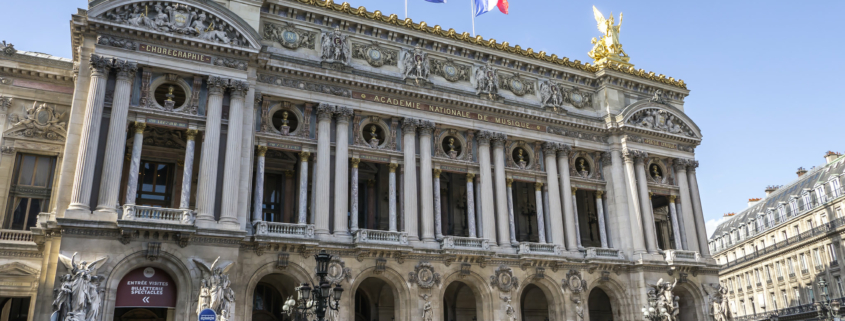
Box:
[198,308,217,321]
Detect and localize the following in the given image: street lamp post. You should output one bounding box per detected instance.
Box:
[815,278,841,321]
[283,250,344,321]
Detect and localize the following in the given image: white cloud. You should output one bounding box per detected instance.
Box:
[705,216,731,239]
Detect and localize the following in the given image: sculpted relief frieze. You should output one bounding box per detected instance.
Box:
[539,80,593,109]
[263,22,316,50]
[98,2,249,46]
[352,42,398,67]
[626,108,696,137]
[499,73,535,97]
[430,58,471,82]
[5,101,67,142]
[402,44,431,84]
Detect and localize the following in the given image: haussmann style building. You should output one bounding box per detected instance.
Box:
[0,1,721,320]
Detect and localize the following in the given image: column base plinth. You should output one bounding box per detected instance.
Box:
[216,220,241,230]
[194,216,218,229]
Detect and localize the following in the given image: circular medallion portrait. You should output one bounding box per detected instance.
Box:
[367,48,382,61]
[571,92,583,105]
[444,65,457,78]
[282,30,299,44]
[511,79,524,92]
[650,164,663,181]
[575,157,590,175]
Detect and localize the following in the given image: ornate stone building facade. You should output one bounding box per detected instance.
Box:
[710,152,845,320]
[0,1,717,320]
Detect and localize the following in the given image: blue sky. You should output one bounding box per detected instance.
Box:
[3,0,843,238]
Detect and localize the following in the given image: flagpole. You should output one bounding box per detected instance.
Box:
[470,0,475,37]
[405,0,408,19]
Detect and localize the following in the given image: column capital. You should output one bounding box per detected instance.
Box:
[622,148,648,163]
[134,121,146,134]
[535,182,544,191]
[491,132,508,148]
[687,159,700,172]
[601,152,612,165]
[506,178,513,187]
[285,170,294,178]
[673,158,690,171]
[596,190,604,198]
[89,54,113,76]
[389,163,398,172]
[208,76,229,95]
[669,195,677,203]
[253,90,263,105]
[316,103,335,121]
[299,151,311,162]
[229,80,250,98]
[256,145,268,157]
[113,59,137,80]
[334,106,354,122]
[186,129,198,141]
[433,168,441,178]
[542,142,558,154]
[556,143,572,158]
[418,120,436,136]
[351,158,360,168]
[476,130,493,146]
[648,191,653,199]
[571,186,578,193]
[401,117,420,133]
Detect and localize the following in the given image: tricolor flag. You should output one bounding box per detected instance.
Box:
[474,0,508,16]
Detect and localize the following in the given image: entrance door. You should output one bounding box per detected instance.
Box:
[114,267,177,321]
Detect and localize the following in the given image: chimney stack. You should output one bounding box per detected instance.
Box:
[723,213,736,218]
[764,185,780,197]
[797,167,808,177]
[748,198,762,208]
[825,151,841,164]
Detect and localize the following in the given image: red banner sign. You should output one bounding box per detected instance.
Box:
[115,267,177,308]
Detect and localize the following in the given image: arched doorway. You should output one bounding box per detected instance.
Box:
[113,267,177,321]
[442,281,478,321]
[588,288,613,321]
[673,286,698,321]
[252,273,299,321]
[354,278,395,321]
[520,284,549,321]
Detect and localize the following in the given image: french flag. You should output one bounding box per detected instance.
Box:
[474,0,508,16]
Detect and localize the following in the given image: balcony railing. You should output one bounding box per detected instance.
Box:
[664,250,701,264]
[583,247,625,260]
[122,204,194,224]
[518,242,563,255]
[0,229,33,243]
[777,276,784,282]
[440,236,490,250]
[353,229,408,246]
[254,221,315,239]
[788,272,796,278]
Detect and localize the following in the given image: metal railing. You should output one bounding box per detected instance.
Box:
[519,242,563,255]
[0,229,33,242]
[440,236,490,250]
[254,221,315,239]
[122,204,194,224]
[353,229,409,245]
[721,216,845,269]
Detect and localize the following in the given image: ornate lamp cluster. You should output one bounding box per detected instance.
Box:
[815,279,841,321]
[282,250,344,321]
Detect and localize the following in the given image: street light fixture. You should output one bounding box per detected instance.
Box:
[283,250,344,321]
[815,278,841,321]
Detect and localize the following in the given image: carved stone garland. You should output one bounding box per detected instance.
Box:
[263,22,316,49]
[490,265,519,292]
[352,42,398,67]
[321,256,352,285]
[408,262,441,289]
[5,101,67,142]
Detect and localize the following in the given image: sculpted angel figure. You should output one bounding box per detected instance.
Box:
[321,27,350,64]
[589,6,630,65]
[475,62,499,99]
[539,81,563,107]
[403,44,430,83]
[194,257,236,320]
[51,252,108,321]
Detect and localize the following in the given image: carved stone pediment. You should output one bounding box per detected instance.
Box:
[626,107,696,137]
[0,262,40,277]
[5,101,67,142]
[96,1,251,47]
[264,22,316,50]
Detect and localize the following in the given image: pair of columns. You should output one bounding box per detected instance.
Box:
[251,148,310,225]
[674,158,710,257]
[349,160,399,233]
[312,104,354,237]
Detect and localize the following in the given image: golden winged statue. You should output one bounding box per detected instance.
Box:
[588,6,632,68]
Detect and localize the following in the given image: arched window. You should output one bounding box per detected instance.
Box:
[253,283,284,321]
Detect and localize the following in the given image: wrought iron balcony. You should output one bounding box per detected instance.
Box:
[440,236,490,251]
[121,204,195,225]
[254,221,315,239]
[353,229,408,246]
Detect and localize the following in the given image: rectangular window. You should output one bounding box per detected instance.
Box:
[765,265,772,281]
[771,293,778,310]
[781,290,789,307]
[813,249,822,266]
[808,285,815,303]
[836,277,844,297]
[803,193,813,210]
[728,279,734,291]
[828,244,838,262]
[806,220,814,230]
[781,230,788,241]
[794,287,801,306]
[837,207,843,219]
[771,235,776,246]
[832,178,842,197]
[740,300,746,315]
[755,269,762,284]
[821,214,828,225]
[5,154,56,230]
[778,206,786,221]
[790,200,799,215]
[136,160,175,207]
[787,258,795,274]
[799,253,809,270]
[746,273,752,286]
[775,261,783,277]
[794,225,800,235]
[817,186,828,204]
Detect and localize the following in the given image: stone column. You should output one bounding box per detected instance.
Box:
[350,158,360,233]
[542,143,566,247]
[389,163,398,232]
[633,153,658,253]
[596,191,608,248]
[572,187,583,248]
[252,146,267,223]
[298,152,310,224]
[67,55,112,215]
[333,107,353,236]
[557,144,578,251]
[124,122,146,205]
[673,159,698,251]
[543,185,552,244]
[178,129,198,209]
[419,121,436,242]
[668,195,683,250]
[94,60,136,216]
[687,161,711,257]
[477,132,496,244]
[622,149,648,254]
[402,118,419,241]
[195,76,227,225]
[314,104,334,236]
[492,134,511,247]
[433,169,443,240]
[219,80,249,228]
[535,182,546,244]
[506,178,517,245]
[466,173,477,238]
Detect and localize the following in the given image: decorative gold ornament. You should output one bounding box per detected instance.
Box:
[448,137,456,152]
[588,6,632,68]
[256,145,268,157]
[370,125,378,139]
[299,151,311,162]
[165,86,175,102]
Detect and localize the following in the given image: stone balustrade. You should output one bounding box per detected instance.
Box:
[353,229,409,245]
[518,242,563,255]
[583,247,625,260]
[440,236,490,250]
[122,204,195,225]
[254,221,315,239]
[0,229,34,243]
[663,249,701,264]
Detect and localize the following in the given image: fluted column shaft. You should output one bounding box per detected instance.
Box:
[687,163,711,257]
[195,77,226,224]
[333,108,352,236]
[466,173,477,238]
[674,162,698,251]
[668,195,683,250]
[542,186,552,244]
[477,133,496,244]
[634,157,658,253]
[179,129,198,209]
[298,152,310,224]
[622,150,647,254]
[389,163,398,232]
[433,169,443,240]
[543,144,565,247]
[95,61,136,215]
[506,179,517,245]
[252,146,267,223]
[572,187,583,248]
[314,105,334,235]
[596,191,608,248]
[219,81,249,227]
[418,123,435,241]
[68,55,111,214]
[493,137,511,247]
[535,182,546,244]
[124,122,146,205]
[557,146,578,251]
[402,120,419,241]
[350,158,360,233]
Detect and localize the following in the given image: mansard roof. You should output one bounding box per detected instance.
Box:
[710,154,845,241]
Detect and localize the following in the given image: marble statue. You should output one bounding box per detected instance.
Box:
[194,257,236,321]
[421,294,433,321]
[647,278,678,321]
[539,80,564,108]
[475,62,499,99]
[52,253,108,321]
